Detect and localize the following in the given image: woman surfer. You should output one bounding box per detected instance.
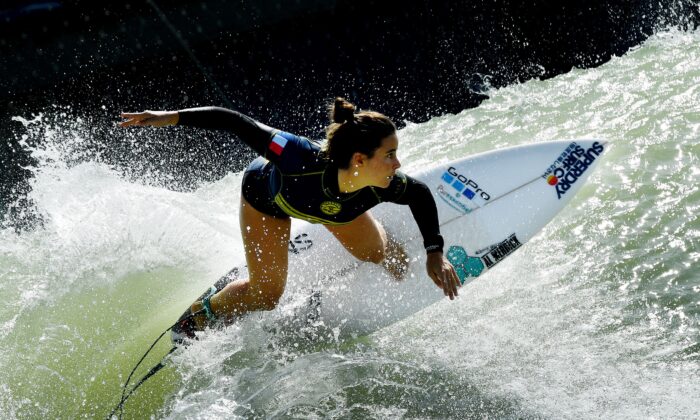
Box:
[120,98,460,339]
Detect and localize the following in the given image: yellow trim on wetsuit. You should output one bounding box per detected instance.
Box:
[369,187,382,203]
[273,193,350,226]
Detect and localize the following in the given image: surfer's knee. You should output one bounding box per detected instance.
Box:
[256,292,283,311]
[249,282,285,311]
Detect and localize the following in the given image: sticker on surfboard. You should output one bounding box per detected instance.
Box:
[447,234,522,283]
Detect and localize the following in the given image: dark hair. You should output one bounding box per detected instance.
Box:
[323,97,397,169]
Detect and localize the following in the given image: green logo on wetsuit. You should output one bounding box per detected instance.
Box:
[320,201,342,215]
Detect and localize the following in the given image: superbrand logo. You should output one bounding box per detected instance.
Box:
[541,141,605,199]
[441,167,491,201]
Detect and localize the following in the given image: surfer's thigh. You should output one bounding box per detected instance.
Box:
[325,211,387,264]
[240,197,291,303]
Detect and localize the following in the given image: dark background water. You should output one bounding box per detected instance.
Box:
[1,0,698,228]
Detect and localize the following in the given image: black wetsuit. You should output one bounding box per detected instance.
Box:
[178,107,444,253]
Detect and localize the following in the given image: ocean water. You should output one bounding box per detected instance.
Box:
[1,28,699,419]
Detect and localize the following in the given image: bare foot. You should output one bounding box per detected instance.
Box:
[189,301,210,331]
[190,299,241,330]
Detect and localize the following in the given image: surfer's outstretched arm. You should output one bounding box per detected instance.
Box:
[120,106,279,156]
[120,110,179,127]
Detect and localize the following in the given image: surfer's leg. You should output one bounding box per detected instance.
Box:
[325,212,408,280]
[383,236,410,280]
[202,197,291,321]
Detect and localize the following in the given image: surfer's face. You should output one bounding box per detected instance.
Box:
[364,134,401,187]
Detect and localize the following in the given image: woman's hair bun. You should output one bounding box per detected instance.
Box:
[323,97,397,168]
[330,97,356,124]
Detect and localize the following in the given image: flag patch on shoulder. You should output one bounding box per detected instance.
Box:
[269,134,288,156]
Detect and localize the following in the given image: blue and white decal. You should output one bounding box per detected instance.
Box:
[441,167,491,201]
[436,185,473,215]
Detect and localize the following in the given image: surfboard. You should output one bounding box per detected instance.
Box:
[172,139,607,341]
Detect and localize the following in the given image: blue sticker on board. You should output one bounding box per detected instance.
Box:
[451,179,465,192]
[446,245,484,284]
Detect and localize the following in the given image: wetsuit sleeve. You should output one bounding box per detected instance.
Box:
[177,106,276,157]
[378,174,445,254]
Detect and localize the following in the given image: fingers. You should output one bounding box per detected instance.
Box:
[428,263,461,300]
[119,112,149,127]
[429,269,455,300]
[442,267,459,300]
[429,272,443,290]
[447,267,461,300]
[119,111,163,127]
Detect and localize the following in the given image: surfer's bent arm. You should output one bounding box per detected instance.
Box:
[177,107,277,156]
[387,175,460,298]
[384,175,444,254]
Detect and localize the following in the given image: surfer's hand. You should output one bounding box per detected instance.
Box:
[426,252,461,300]
[119,111,179,127]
